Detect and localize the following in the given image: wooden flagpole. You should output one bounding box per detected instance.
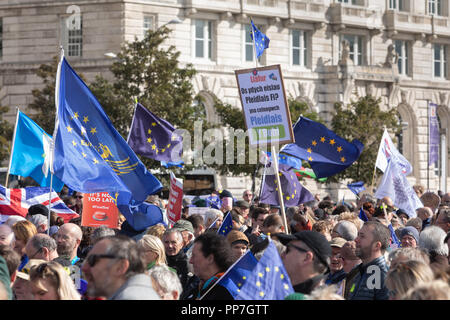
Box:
[5,107,20,188]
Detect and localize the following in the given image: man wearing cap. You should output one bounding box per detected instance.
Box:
[325,237,347,286]
[278,230,332,295]
[347,221,390,300]
[399,226,419,248]
[226,230,249,263]
[219,190,233,213]
[173,219,195,252]
[234,200,250,221]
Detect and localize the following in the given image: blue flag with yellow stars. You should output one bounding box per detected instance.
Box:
[127,103,183,163]
[217,211,233,237]
[52,56,163,229]
[260,163,314,207]
[235,241,294,300]
[251,20,270,58]
[347,181,366,196]
[216,250,258,299]
[281,117,364,179]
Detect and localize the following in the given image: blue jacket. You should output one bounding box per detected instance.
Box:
[347,255,389,300]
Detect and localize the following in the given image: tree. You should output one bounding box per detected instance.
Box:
[27,56,87,134]
[329,95,401,185]
[90,26,211,170]
[0,103,13,163]
[213,97,321,176]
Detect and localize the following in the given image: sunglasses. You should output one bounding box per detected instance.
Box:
[75,196,83,199]
[86,254,122,267]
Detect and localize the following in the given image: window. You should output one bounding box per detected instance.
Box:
[338,0,357,4]
[394,40,409,75]
[341,34,364,66]
[389,0,404,10]
[292,30,308,67]
[143,16,154,35]
[67,17,82,57]
[194,19,213,60]
[433,44,447,78]
[0,19,2,58]
[428,0,442,15]
[244,23,266,62]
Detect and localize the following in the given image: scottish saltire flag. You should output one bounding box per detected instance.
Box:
[260,163,315,207]
[250,20,270,58]
[52,56,162,229]
[429,102,439,166]
[375,128,411,175]
[388,224,401,250]
[0,185,79,223]
[9,111,64,192]
[374,156,422,218]
[217,211,233,237]
[347,181,366,196]
[127,103,183,162]
[358,208,369,222]
[215,250,258,299]
[281,117,364,179]
[234,241,294,300]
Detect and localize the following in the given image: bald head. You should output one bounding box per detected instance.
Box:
[55,223,82,260]
[416,207,433,221]
[0,224,14,246]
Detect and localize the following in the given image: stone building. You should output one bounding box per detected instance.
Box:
[0,0,449,198]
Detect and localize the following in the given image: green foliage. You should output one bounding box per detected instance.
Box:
[213,97,321,176]
[0,104,13,163]
[329,95,401,184]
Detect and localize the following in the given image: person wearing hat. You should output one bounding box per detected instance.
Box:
[172,219,195,252]
[277,230,332,295]
[226,230,249,263]
[400,226,420,248]
[233,200,250,221]
[325,237,347,286]
[219,190,233,213]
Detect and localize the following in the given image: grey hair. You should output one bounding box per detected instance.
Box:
[28,214,48,229]
[388,247,430,266]
[334,220,358,241]
[163,228,183,243]
[102,235,145,278]
[148,265,183,299]
[90,226,116,244]
[419,226,449,256]
[30,233,57,252]
[204,209,223,223]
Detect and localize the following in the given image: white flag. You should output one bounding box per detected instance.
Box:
[375,129,412,175]
[375,156,422,218]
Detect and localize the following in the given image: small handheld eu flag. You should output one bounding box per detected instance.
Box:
[250,20,270,59]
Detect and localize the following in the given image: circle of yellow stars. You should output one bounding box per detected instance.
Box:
[146,123,178,155]
[66,112,100,165]
[235,265,291,297]
[308,136,346,163]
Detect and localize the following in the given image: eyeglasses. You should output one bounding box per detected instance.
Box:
[75,196,83,199]
[28,247,42,259]
[244,193,253,197]
[86,254,123,267]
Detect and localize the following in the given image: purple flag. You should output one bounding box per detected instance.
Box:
[260,163,314,207]
[127,103,182,162]
[429,102,439,166]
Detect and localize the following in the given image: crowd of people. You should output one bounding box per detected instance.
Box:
[0,185,449,300]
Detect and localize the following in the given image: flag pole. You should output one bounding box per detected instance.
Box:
[271,145,289,234]
[426,99,430,191]
[5,107,20,187]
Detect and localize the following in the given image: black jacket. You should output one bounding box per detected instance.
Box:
[167,250,190,291]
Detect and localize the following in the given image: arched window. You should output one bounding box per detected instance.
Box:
[396,103,418,178]
[195,91,220,125]
[435,106,449,192]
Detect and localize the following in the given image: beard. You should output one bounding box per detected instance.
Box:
[355,245,372,261]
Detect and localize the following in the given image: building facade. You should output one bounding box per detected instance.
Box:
[0,0,449,198]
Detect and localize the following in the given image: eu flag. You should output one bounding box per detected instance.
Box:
[358,208,369,222]
[127,103,182,162]
[347,181,366,196]
[216,250,258,299]
[9,111,64,192]
[235,241,294,300]
[52,56,162,228]
[217,211,233,237]
[251,20,270,58]
[260,163,314,207]
[281,117,364,179]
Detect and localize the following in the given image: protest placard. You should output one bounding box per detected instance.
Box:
[81,192,119,228]
[167,172,183,225]
[235,65,294,147]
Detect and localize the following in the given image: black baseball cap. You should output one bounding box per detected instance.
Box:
[277,231,332,270]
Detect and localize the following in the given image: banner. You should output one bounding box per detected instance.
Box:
[429,102,439,166]
[167,172,183,225]
[81,192,119,229]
